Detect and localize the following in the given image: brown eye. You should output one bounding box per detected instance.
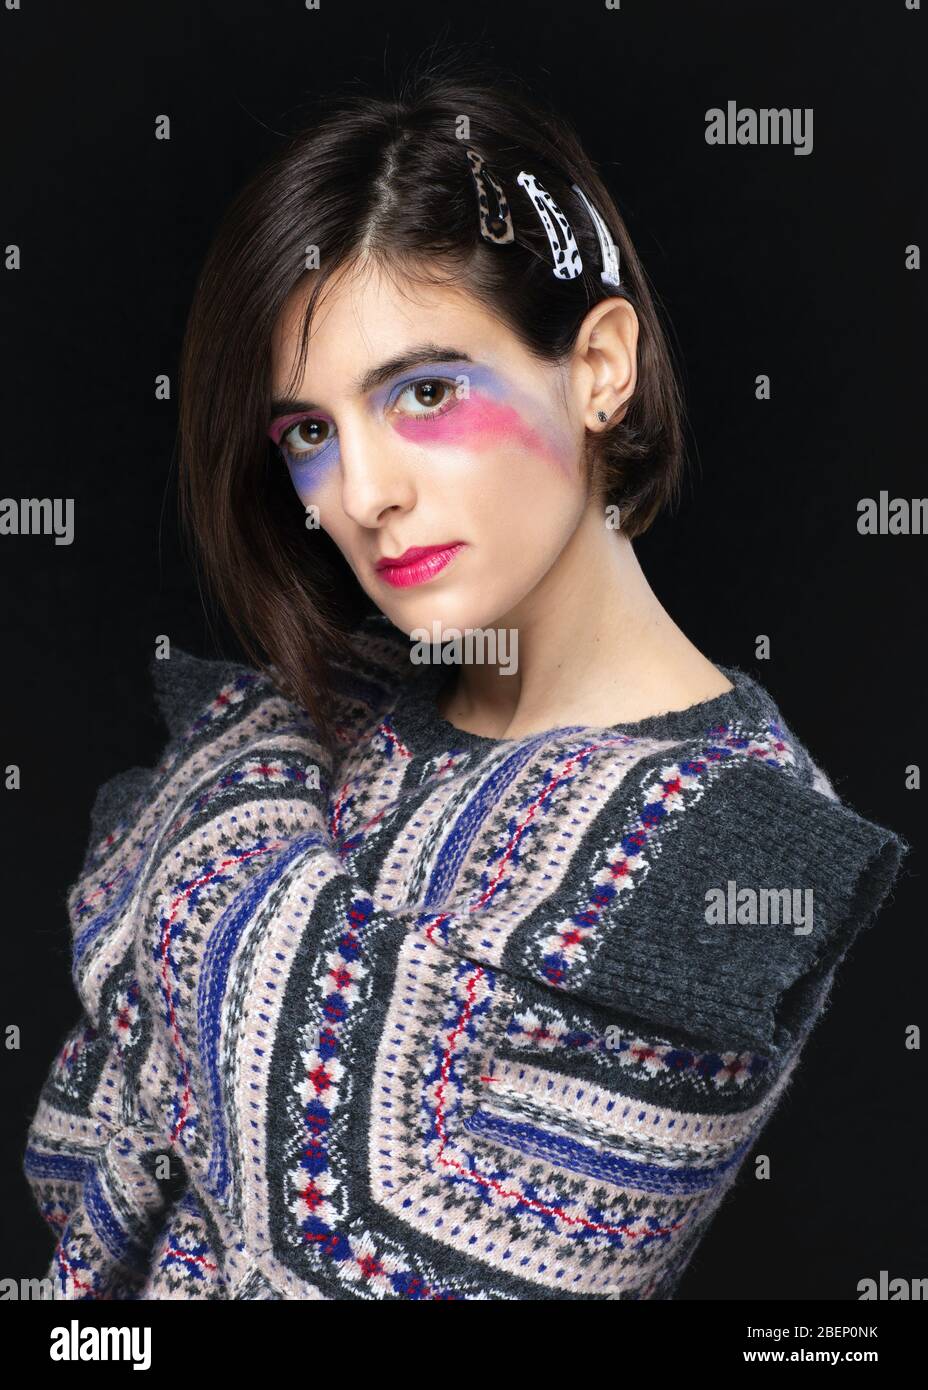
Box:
[279,416,334,458]
[295,418,329,446]
[413,380,448,407]
[393,378,458,419]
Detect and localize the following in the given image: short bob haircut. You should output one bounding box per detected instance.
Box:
[176,53,687,754]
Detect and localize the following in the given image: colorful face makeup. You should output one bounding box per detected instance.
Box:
[269,409,342,499]
[387,364,569,470]
[265,261,607,643]
[267,355,574,503]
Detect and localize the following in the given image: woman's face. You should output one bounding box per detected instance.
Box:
[268,257,596,637]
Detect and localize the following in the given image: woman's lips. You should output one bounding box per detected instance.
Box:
[375,542,466,588]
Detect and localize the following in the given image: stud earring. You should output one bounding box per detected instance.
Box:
[597,410,608,424]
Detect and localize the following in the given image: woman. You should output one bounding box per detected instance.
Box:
[23,66,908,1301]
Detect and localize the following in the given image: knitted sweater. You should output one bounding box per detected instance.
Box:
[22,613,909,1301]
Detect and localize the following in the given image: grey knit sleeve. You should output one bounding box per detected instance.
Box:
[575,756,910,1055]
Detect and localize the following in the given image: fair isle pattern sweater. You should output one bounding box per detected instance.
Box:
[23,614,908,1301]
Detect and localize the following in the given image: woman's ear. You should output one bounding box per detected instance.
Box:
[573,296,639,432]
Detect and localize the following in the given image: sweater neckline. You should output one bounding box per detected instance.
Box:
[390,656,782,759]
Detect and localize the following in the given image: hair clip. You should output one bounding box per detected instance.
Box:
[571,184,621,288]
[467,150,619,290]
[516,170,582,280]
[466,147,514,244]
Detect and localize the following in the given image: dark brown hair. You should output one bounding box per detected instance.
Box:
[176,50,687,754]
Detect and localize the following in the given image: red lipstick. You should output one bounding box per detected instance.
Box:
[375,542,466,589]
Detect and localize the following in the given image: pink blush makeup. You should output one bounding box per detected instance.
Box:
[393,395,564,469]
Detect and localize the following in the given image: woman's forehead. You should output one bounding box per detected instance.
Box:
[271,264,518,401]
[277,257,496,343]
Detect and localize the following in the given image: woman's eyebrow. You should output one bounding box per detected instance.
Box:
[269,344,474,419]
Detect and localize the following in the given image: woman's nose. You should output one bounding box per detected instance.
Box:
[336,421,417,525]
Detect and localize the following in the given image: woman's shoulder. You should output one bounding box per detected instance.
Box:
[455,662,911,1060]
[80,627,404,868]
[147,644,264,738]
[79,646,293,880]
[556,678,912,1056]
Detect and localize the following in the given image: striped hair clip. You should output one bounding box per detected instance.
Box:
[571,183,621,288]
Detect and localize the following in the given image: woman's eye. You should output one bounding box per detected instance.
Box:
[276,376,457,460]
[393,378,456,417]
[280,417,334,457]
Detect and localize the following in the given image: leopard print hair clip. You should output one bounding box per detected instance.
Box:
[465,147,514,244]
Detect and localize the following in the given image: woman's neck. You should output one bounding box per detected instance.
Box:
[435,501,733,740]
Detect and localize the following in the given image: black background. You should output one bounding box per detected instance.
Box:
[1,0,924,1301]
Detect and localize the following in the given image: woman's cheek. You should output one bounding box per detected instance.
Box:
[285,448,340,506]
[393,395,572,476]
